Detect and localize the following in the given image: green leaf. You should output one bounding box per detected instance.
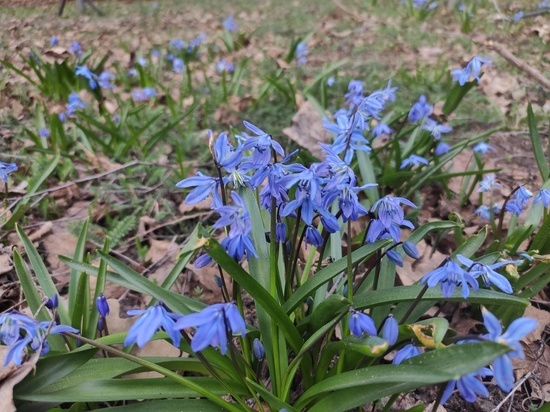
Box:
[15,349,96,396]
[16,377,246,403]
[353,285,529,310]
[283,240,392,314]
[452,226,487,258]
[442,80,478,116]
[93,400,225,412]
[527,102,550,181]
[296,341,510,411]
[4,154,60,229]
[206,237,302,355]
[35,357,210,394]
[16,224,70,326]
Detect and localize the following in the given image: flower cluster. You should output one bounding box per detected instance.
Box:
[124,302,246,355]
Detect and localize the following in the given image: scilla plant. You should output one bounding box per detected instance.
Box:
[6,57,542,412]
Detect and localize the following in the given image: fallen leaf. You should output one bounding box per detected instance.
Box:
[282,100,331,160]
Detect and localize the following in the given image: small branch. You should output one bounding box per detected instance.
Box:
[487,41,550,91]
[490,371,532,412]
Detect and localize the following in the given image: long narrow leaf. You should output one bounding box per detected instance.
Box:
[527,102,550,180]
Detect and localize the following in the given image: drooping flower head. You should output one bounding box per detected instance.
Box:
[482,308,536,392]
[173,302,246,355]
[420,258,478,298]
[0,162,18,183]
[124,303,181,348]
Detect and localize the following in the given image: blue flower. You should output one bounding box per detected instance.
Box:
[173,302,246,355]
[68,41,82,56]
[50,36,58,46]
[211,131,243,170]
[323,113,369,163]
[371,195,417,229]
[513,11,524,21]
[168,38,184,50]
[409,95,433,123]
[400,154,429,169]
[456,254,514,294]
[39,128,50,138]
[173,58,185,73]
[132,87,157,102]
[434,141,452,156]
[349,310,377,337]
[239,121,285,167]
[372,122,393,138]
[441,367,492,404]
[381,315,399,345]
[534,189,550,208]
[216,59,234,74]
[452,56,491,86]
[420,118,452,140]
[223,16,238,32]
[474,205,491,221]
[124,304,181,348]
[295,41,308,66]
[0,312,35,346]
[482,308,537,392]
[67,92,86,115]
[326,76,336,87]
[392,343,422,364]
[75,66,98,89]
[323,183,375,222]
[4,336,33,366]
[137,56,147,67]
[176,171,223,208]
[304,225,323,247]
[345,80,364,107]
[98,70,115,89]
[0,162,18,183]
[420,258,478,298]
[478,173,500,192]
[473,142,494,155]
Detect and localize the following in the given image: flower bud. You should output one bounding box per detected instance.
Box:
[403,241,419,260]
[45,294,58,310]
[96,294,110,317]
[253,338,265,360]
[381,314,398,346]
[386,249,403,267]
